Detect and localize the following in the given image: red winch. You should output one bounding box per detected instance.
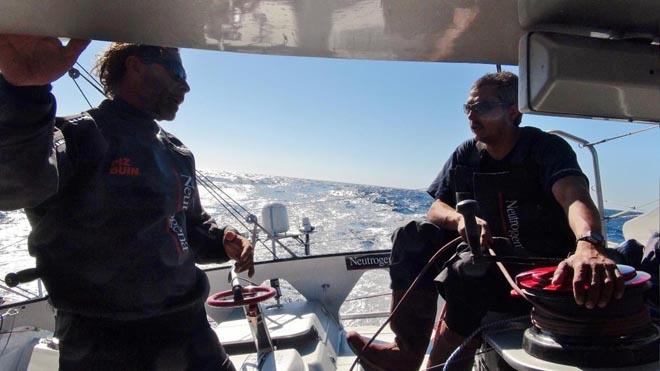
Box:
[515,264,659,367]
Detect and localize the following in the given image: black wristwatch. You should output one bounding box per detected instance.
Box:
[576,230,605,248]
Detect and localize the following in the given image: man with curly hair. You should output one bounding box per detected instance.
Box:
[0,35,252,371]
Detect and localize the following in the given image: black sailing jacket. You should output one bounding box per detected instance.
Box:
[0,76,229,319]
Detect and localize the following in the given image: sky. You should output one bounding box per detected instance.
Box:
[52,41,659,212]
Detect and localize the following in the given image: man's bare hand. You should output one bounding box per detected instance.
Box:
[0,34,89,86]
[223,230,255,277]
[457,215,493,249]
[551,242,625,309]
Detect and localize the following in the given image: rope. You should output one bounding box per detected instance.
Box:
[70,77,93,108]
[348,244,647,370]
[489,247,653,337]
[197,174,248,220]
[426,346,496,370]
[74,62,105,93]
[0,282,38,299]
[604,198,658,217]
[196,170,392,258]
[0,309,18,357]
[344,292,391,302]
[635,198,659,209]
[196,175,251,231]
[440,315,528,371]
[74,70,106,96]
[255,239,277,257]
[197,174,298,258]
[67,66,106,110]
[348,236,463,371]
[235,276,259,286]
[251,220,298,258]
[0,237,27,251]
[196,171,251,216]
[489,248,584,323]
[583,125,658,147]
[531,307,651,337]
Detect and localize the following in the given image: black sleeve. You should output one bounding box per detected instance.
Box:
[185,167,230,264]
[535,133,588,194]
[0,75,71,210]
[427,151,458,206]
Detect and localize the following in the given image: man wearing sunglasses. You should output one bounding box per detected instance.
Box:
[0,35,252,370]
[347,71,622,371]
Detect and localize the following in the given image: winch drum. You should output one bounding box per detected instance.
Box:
[516,265,659,367]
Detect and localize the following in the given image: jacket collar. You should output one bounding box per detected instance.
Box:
[97,98,160,137]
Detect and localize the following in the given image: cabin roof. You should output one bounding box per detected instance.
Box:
[2,1,657,65]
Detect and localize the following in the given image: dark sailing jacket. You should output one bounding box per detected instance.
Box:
[428,127,585,257]
[0,76,229,320]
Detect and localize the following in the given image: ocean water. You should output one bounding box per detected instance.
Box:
[0,170,637,317]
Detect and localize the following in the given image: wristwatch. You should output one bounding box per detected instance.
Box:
[576,230,605,248]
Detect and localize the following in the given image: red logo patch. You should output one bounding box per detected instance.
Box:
[109,157,140,176]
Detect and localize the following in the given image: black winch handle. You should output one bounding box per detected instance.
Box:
[456,200,483,262]
[5,268,40,287]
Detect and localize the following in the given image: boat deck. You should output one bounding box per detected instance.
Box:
[213,300,436,371]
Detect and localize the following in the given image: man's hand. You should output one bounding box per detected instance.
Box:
[223,230,255,277]
[0,34,89,86]
[457,215,493,249]
[551,241,625,309]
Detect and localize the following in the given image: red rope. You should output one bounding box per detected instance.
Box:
[531,308,651,337]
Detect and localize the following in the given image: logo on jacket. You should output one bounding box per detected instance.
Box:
[109,157,140,176]
[505,200,524,249]
[181,174,194,211]
[169,216,190,253]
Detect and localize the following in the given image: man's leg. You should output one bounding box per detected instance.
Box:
[347,219,453,371]
[145,307,236,371]
[427,254,531,370]
[427,318,480,371]
[182,309,236,371]
[55,312,146,371]
[56,307,236,371]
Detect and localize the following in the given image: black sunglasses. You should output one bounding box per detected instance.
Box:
[463,101,511,115]
[141,57,187,82]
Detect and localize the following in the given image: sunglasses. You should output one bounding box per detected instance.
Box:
[463,101,511,115]
[141,57,187,82]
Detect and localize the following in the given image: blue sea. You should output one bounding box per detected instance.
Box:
[0,170,639,312]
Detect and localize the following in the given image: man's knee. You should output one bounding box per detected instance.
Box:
[391,219,445,260]
[389,219,448,290]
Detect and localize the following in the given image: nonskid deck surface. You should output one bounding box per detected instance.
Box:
[212,301,438,371]
[221,320,434,371]
[212,300,374,371]
[216,302,430,371]
[210,299,435,371]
